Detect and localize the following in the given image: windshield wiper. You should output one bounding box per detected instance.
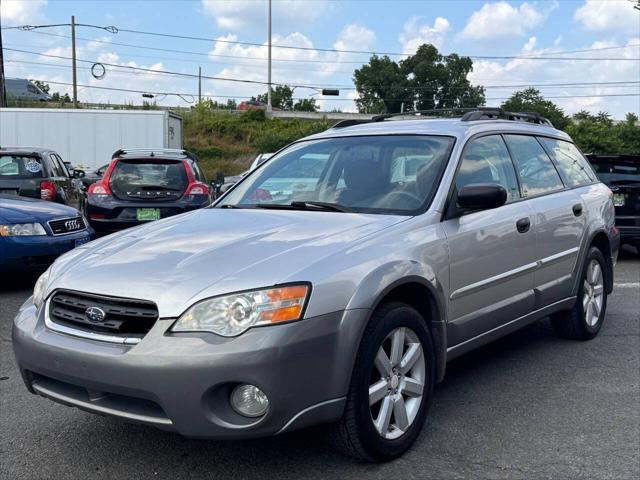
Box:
[291,201,351,212]
[253,201,350,212]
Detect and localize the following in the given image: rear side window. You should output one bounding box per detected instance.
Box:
[109,160,188,194]
[0,155,43,178]
[504,135,564,197]
[456,135,520,202]
[48,154,66,177]
[539,138,595,186]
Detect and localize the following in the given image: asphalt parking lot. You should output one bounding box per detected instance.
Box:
[1,249,638,480]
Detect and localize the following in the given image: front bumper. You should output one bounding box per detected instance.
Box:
[12,297,368,439]
[0,230,93,271]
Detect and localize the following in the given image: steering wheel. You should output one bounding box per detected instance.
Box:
[383,190,424,207]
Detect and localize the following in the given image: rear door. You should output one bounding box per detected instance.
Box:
[504,134,584,308]
[48,153,80,210]
[0,154,43,198]
[442,134,537,346]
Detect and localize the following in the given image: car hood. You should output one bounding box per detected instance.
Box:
[48,208,407,317]
[0,195,78,223]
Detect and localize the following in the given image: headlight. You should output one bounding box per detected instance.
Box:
[0,223,47,236]
[172,284,310,337]
[33,269,51,310]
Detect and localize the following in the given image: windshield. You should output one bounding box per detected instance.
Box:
[0,155,44,178]
[218,135,454,215]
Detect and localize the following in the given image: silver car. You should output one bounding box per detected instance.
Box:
[13,109,620,461]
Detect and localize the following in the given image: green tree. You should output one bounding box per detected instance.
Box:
[400,44,485,111]
[353,55,408,113]
[253,85,294,110]
[500,88,571,130]
[32,80,50,94]
[616,113,640,154]
[293,97,319,112]
[565,110,623,154]
[353,44,485,114]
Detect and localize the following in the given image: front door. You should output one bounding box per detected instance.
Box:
[442,134,537,346]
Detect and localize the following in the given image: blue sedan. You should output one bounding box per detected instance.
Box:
[0,195,93,272]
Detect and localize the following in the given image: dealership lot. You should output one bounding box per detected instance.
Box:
[0,249,637,479]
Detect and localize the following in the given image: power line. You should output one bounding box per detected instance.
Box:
[8,57,640,92]
[25,78,640,103]
[5,23,640,61]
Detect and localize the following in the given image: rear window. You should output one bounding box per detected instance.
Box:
[0,155,44,178]
[109,160,188,193]
[539,138,595,187]
[590,160,640,176]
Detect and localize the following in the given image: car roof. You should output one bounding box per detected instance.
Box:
[305,117,571,143]
[0,147,55,156]
[111,148,198,162]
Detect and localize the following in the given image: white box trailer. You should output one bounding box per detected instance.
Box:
[0,108,183,169]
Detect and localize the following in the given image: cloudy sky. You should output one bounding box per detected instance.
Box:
[2,0,639,118]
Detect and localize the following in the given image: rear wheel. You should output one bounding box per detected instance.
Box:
[328,302,434,462]
[551,246,608,340]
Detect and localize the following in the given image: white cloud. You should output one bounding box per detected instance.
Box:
[459,1,551,41]
[201,0,327,31]
[467,36,640,118]
[204,24,375,112]
[1,0,47,24]
[574,0,639,34]
[399,16,450,54]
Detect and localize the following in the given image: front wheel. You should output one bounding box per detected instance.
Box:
[551,246,608,340]
[328,302,435,462]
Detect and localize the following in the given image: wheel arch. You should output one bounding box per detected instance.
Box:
[347,265,448,384]
[573,229,614,295]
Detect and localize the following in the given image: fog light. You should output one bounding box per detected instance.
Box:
[230,384,269,417]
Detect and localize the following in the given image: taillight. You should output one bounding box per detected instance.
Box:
[182,159,209,196]
[88,182,112,196]
[40,181,57,201]
[185,182,210,196]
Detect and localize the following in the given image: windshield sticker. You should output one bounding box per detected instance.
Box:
[25,159,42,173]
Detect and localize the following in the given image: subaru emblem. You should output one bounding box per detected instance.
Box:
[85,306,106,323]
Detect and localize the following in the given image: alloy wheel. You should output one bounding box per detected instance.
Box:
[583,259,604,327]
[369,327,425,440]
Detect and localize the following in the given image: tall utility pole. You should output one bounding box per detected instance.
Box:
[266,0,272,114]
[198,66,202,104]
[0,0,7,108]
[71,15,78,108]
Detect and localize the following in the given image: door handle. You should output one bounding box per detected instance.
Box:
[572,204,583,217]
[516,217,531,233]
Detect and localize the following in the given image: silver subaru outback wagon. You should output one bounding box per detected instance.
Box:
[13,109,619,461]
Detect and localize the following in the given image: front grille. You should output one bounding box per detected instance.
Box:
[48,216,86,235]
[48,290,158,340]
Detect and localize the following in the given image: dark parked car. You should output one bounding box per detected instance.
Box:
[85,148,211,233]
[588,154,640,251]
[80,163,110,189]
[0,147,85,210]
[0,194,93,272]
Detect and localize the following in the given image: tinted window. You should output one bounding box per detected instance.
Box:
[49,155,67,177]
[505,135,564,197]
[540,138,594,186]
[456,135,520,202]
[109,160,188,195]
[0,155,43,178]
[220,135,454,215]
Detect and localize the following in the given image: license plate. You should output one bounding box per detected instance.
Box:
[75,236,90,247]
[613,193,625,207]
[136,208,161,221]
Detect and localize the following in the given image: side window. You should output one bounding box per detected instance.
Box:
[54,154,71,177]
[48,155,65,177]
[539,138,595,187]
[27,84,38,94]
[504,135,564,197]
[456,135,520,202]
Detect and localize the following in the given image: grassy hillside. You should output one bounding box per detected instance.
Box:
[183,107,333,179]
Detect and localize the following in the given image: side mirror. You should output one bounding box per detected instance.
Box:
[457,183,507,211]
[73,169,86,178]
[215,172,225,186]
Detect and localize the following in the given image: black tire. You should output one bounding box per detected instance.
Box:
[551,246,608,340]
[328,302,435,462]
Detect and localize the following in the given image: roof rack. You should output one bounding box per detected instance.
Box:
[112,148,199,162]
[344,107,553,127]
